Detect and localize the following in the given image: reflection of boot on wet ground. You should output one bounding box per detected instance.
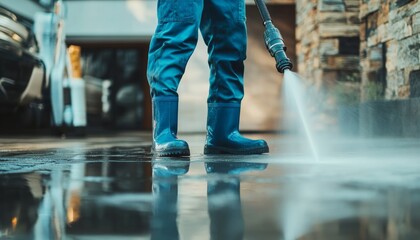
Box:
[206,162,267,240]
[151,159,190,240]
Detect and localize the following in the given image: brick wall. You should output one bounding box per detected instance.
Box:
[360,0,420,101]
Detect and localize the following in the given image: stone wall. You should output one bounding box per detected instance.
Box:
[295,0,361,130]
[296,0,360,84]
[294,0,420,136]
[360,0,420,101]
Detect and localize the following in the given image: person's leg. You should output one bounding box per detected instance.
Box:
[147,0,203,156]
[200,0,246,103]
[200,0,269,154]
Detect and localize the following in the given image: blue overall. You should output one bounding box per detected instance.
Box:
[147,0,246,103]
[148,0,268,155]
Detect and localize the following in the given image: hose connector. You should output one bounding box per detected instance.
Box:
[264,21,293,73]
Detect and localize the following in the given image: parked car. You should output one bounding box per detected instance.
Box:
[0,7,48,128]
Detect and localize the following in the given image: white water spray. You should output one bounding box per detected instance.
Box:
[283,70,319,161]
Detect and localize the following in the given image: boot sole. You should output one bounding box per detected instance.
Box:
[204,145,269,155]
[154,149,190,157]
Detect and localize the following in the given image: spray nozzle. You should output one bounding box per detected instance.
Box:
[264,21,293,73]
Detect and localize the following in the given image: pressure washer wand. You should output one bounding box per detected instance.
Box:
[254,0,293,73]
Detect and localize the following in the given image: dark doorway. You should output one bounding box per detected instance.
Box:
[66,41,152,131]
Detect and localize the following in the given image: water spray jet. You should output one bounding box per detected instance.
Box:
[254,1,319,161]
[254,0,293,73]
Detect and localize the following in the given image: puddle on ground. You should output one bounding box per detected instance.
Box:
[1,139,420,239]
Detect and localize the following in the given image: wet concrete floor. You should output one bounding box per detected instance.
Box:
[1,133,420,240]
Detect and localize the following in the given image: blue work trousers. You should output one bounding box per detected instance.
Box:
[147,0,247,103]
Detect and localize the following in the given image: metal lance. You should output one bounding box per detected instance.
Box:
[254,0,293,73]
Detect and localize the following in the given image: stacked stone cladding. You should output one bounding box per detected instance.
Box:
[296,0,360,84]
[360,0,420,101]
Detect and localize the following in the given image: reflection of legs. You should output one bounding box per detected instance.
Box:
[151,161,190,240]
[151,177,179,240]
[205,162,267,239]
[200,0,269,154]
[147,0,203,156]
[207,179,244,240]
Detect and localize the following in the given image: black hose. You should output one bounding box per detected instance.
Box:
[254,0,272,24]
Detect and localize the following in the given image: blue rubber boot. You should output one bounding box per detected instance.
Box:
[152,96,190,157]
[147,1,198,157]
[204,103,269,155]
